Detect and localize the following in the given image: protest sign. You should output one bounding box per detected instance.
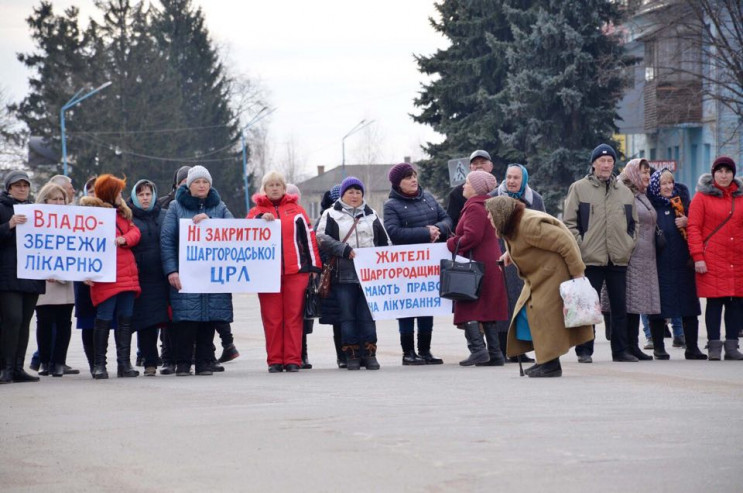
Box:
[352,243,454,321]
[178,218,281,293]
[15,204,116,282]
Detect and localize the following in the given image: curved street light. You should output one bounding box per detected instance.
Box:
[60,81,112,176]
[342,119,375,178]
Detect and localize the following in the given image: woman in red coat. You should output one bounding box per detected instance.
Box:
[446,171,508,366]
[80,174,142,379]
[687,156,743,360]
[247,171,321,372]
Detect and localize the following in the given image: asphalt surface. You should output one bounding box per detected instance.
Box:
[1,293,742,492]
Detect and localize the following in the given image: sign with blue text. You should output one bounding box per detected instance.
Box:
[178,218,281,293]
[14,204,116,281]
[352,243,455,321]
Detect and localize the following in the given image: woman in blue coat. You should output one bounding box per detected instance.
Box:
[128,179,170,376]
[160,166,234,376]
[646,169,707,359]
[383,163,452,365]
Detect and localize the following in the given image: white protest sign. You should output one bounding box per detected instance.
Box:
[352,243,454,321]
[14,204,117,282]
[178,218,281,293]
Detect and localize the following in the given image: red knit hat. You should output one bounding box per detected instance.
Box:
[711,156,736,175]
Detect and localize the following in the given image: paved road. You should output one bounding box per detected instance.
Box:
[1,293,742,492]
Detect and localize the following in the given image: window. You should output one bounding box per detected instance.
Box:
[704,144,711,167]
[667,147,673,159]
[650,148,657,160]
[674,146,679,162]
[639,150,645,158]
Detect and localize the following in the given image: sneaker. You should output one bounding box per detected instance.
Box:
[144,366,157,376]
[643,340,654,350]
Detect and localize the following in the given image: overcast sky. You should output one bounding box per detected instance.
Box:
[0,0,447,177]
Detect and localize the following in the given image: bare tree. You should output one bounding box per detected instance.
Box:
[351,121,387,165]
[278,134,308,184]
[0,87,27,170]
[646,0,743,118]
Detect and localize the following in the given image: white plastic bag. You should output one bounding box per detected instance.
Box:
[559,277,603,328]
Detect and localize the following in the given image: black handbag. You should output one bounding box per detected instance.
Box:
[303,273,322,319]
[439,239,485,302]
[654,225,666,253]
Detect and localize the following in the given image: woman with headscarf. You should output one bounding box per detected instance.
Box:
[0,170,45,384]
[383,163,452,365]
[161,165,235,376]
[79,174,142,379]
[646,168,706,359]
[687,156,743,360]
[127,179,170,376]
[447,171,508,366]
[248,171,322,373]
[618,159,661,359]
[33,182,75,377]
[488,163,545,365]
[316,176,390,370]
[485,196,593,377]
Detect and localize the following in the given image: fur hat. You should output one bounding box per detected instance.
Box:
[340,176,365,197]
[388,163,415,188]
[4,170,30,191]
[187,165,212,188]
[711,156,736,176]
[467,170,497,195]
[94,174,126,205]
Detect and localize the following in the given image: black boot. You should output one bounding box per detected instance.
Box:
[13,357,40,383]
[115,317,139,377]
[417,331,443,364]
[650,318,670,360]
[527,357,562,378]
[300,332,312,369]
[477,323,505,366]
[628,316,652,360]
[361,342,381,370]
[683,318,707,360]
[218,343,240,363]
[82,329,94,374]
[400,333,425,365]
[343,344,361,370]
[460,322,490,366]
[0,361,13,384]
[333,324,346,368]
[92,319,110,379]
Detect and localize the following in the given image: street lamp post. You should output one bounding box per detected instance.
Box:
[60,81,112,176]
[241,106,275,212]
[341,119,375,179]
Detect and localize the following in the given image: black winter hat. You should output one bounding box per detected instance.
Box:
[590,144,617,165]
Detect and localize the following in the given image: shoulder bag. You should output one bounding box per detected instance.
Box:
[318,217,360,298]
[439,238,485,302]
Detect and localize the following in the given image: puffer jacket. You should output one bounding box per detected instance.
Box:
[383,187,452,245]
[78,197,141,306]
[687,174,743,298]
[649,183,700,318]
[0,190,46,294]
[247,193,321,275]
[624,192,660,315]
[128,199,169,329]
[563,174,638,266]
[161,186,234,323]
[316,199,390,283]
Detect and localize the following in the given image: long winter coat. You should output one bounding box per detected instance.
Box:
[161,186,234,323]
[0,190,45,294]
[128,199,170,330]
[247,193,321,275]
[503,210,594,363]
[687,174,743,298]
[78,197,141,306]
[316,199,390,284]
[446,194,508,325]
[648,183,700,318]
[491,185,546,332]
[383,187,452,245]
[625,192,661,315]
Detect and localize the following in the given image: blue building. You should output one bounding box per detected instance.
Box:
[616,0,742,191]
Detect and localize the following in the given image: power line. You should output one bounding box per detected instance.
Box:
[74,133,242,163]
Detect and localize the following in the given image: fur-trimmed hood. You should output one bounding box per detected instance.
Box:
[78,195,132,220]
[695,173,743,197]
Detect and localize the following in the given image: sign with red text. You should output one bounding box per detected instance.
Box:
[178,218,281,293]
[14,204,116,281]
[352,243,454,321]
[648,160,677,172]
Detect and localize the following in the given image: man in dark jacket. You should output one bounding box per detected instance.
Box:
[447,150,495,230]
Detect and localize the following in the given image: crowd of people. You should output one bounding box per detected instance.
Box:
[1,145,741,383]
